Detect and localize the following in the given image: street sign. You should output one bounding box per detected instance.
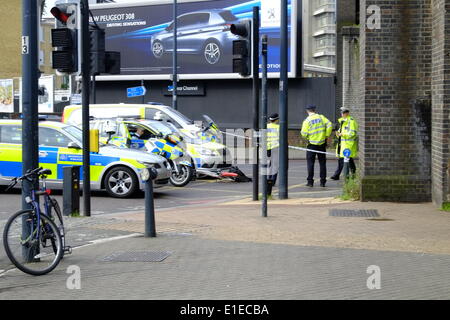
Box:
[71,93,82,105]
[127,86,147,98]
[343,148,352,160]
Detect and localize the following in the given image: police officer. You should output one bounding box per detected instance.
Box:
[266,113,280,196]
[331,107,358,180]
[301,105,332,187]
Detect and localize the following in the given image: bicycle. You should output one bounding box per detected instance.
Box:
[2,167,71,276]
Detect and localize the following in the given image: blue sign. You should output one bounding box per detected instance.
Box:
[343,148,352,158]
[127,86,147,98]
[167,85,174,92]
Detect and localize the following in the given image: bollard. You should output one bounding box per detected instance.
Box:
[141,167,158,238]
[63,166,81,216]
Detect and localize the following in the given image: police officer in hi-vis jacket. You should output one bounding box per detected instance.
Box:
[301,105,333,187]
[331,106,358,180]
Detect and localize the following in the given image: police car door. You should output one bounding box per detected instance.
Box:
[0,124,23,179]
[39,126,78,184]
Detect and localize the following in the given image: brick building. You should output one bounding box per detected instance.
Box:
[337,0,449,207]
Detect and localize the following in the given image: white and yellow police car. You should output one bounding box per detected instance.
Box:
[0,120,170,198]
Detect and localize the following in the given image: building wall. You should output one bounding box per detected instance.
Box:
[0,0,21,79]
[431,0,450,206]
[336,0,357,115]
[358,0,432,202]
[302,0,337,76]
[94,77,337,130]
[341,26,360,113]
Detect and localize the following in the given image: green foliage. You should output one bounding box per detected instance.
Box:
[70,210,81,218]
[441,202,450,212]
[340,170,361,201]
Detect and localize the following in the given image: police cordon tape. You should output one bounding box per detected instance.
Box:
[217,130,338,157]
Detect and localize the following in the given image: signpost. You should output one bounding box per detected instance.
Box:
[343,148,351,179]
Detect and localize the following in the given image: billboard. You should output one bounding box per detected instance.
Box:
[19,75,55,113]
[90,0,298,80]
[0,79,14,113]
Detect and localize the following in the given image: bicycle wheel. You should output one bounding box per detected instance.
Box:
[3,210,64,276]
[49,197,68,255]
[49,197,64,234]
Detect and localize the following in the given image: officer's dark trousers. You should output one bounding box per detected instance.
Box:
[333,158,356,178]
[307,143,327,184]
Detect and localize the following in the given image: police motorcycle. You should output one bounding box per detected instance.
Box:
[159,114,252,183]
[101,119,194,187]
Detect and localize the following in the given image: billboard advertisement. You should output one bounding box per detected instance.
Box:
[90,0,298,80]
[19,75,55,113]
[0,79,14,113]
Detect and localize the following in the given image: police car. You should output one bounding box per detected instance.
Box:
[0,120,171,198]
[90,118,231,173]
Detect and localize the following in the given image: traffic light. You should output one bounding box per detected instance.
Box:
[89,28,121,75]
[90,28,106,75]
[50,1,81,75]
[230,20,252,77]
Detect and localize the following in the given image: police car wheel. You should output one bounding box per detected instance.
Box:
[105,166,138,198]
[170,165,193,187]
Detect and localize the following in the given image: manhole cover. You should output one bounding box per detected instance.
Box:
[329,209,380,217]
[102,251,171,262]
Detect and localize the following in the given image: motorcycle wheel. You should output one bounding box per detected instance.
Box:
[170,165,193,187]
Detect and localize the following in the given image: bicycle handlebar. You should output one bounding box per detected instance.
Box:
[5,167,45,191]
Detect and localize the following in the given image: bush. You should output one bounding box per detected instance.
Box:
[441,202,450,212]
[340,170,361,201]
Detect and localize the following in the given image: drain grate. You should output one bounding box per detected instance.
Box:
[329,209,380,217]
[102,251,171,262]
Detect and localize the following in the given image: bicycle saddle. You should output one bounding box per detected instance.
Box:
[39,168,52,176]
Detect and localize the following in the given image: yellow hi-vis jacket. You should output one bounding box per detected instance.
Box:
[301,113,332,145]
[267,123,279,150]
[336,116,358,158]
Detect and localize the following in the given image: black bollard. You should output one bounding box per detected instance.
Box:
[142,167,158,238]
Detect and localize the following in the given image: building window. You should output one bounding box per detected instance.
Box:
[314,56,336,68]
[315,12,335,28]
[315,35,336,49]
[315,0,335,10]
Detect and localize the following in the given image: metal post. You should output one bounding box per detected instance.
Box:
[172,0,178,110]
[252,6,260,201]
[144,172,156,238]
[278,0,289,200]
[92,74,96,104]
[81,0,91,216]
[141,79,145,104]
[343,158,350,179]
[21,0,40,261]
[261,35,268,217]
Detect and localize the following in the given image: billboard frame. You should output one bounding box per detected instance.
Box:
[90,0,299,81]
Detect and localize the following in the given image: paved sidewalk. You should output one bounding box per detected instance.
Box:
[1,191,450,299]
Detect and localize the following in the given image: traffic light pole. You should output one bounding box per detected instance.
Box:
[22,0,40,261]
[252,6,260,202]
[172,0,178,110]
[278,0,289,200]
[261,34,268,217]
[81,0,91,217]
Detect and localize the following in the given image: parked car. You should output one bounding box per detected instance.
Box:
[151,9,241,65]
[0,120,171,198]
